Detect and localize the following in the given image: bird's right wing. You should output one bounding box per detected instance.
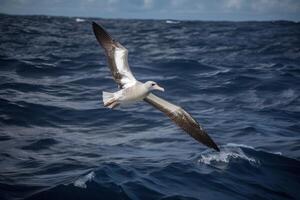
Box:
[144,93,220,151]
[92,22,137,89]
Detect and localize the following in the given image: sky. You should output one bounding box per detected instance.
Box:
[1,0,300,21]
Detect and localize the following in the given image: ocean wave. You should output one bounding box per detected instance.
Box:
[21,138,59,151]
[198,144,259,169]
[74,171,95,189]
[1,14,300,200]
[225,143,255,149]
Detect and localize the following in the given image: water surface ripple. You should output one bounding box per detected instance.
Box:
[0,14,300,200]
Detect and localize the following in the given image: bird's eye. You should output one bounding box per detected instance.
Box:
[151,83,155,86]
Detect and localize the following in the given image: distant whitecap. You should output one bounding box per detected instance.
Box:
[166,20,180,24]
[76,18,85,22]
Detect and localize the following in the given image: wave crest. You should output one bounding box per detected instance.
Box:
[73,171,95,189]
[198,144,259,169]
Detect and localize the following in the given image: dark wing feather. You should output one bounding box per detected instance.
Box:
[92,22,137,88]
[144,93,220,151]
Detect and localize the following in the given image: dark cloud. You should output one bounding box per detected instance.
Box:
[1,0,300,21]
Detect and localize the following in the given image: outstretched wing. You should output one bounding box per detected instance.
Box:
[144,93,220,151]
[92,22,137,89]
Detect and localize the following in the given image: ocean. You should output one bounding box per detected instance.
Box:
[0,14,300,200]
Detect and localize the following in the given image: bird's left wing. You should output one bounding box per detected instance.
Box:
[92,22,137,89]
[144,93,220,151]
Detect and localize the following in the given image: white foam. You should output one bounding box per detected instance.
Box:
[76,18,85,22]
[166,20,180,24]
[273,151,282,155]
[198,145,259,169]
[73,171,95,188]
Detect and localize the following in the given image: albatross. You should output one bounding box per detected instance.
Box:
[92,22,220,152]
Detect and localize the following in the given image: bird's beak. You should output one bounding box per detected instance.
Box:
[154,85,165,92]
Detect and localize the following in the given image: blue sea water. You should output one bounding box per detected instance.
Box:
[0,14,300,200]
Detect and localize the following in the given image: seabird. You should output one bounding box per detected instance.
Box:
[92,22,220,152]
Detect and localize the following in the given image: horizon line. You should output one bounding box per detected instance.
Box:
[1,12,299,23]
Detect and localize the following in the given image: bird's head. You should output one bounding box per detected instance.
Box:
[145,81,165,92]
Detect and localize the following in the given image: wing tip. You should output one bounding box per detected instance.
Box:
[92,21,101,31]
[92,21,100,27]
[212,143,220,152]
[206,133,220,152]
[92,21,102,34]
[91,21,113,47]
[204,134,220,152]
[92,21,97,28]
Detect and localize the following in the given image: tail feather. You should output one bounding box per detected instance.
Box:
[102,91,119,109]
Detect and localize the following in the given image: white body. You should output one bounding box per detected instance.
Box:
[103,82,148,104]
[102,81,164,108]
